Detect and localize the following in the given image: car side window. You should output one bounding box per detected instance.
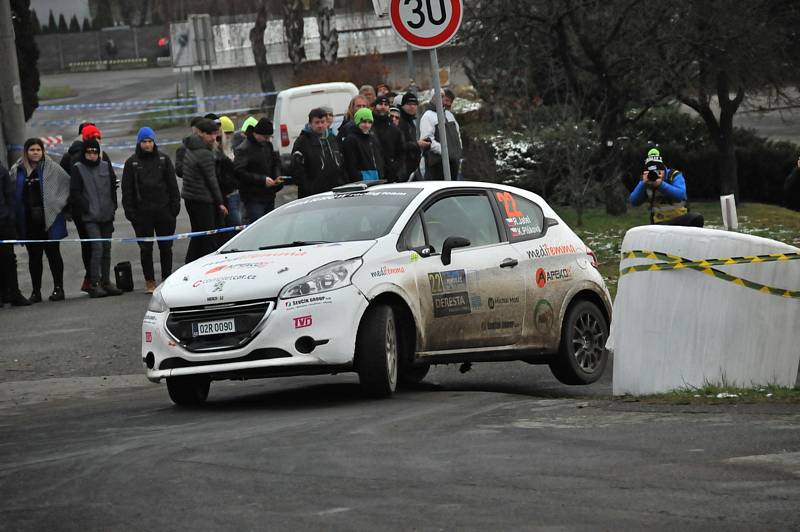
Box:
[403,214,426,249]
[493,190,545,242]
[422,194,501,252]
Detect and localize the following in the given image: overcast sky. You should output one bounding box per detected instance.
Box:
[31,0,90,21]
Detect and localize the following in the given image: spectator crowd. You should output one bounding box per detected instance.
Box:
[0,84,464,307]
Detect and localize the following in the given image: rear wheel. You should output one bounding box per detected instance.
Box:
[549,300,609,385]
[166,375,211,406]
[356,304,398,397]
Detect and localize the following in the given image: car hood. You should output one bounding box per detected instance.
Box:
[161,241,376,308]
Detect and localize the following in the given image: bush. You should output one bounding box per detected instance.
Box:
[292,52,389,89]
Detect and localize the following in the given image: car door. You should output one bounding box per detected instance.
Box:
[402,190,527,352]
[494,189,573,348]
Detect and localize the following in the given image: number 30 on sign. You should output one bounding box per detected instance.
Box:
[390,0,463,49]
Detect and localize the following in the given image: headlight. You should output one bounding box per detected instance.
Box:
[147,285,169,313]
[279,258,363,299]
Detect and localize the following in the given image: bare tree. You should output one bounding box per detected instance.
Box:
[250,0,277,111]
[283,0,306,70]
[317,0,338,64]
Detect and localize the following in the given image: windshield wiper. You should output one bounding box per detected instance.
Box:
[220,248,253,254]
[258,241,331,250]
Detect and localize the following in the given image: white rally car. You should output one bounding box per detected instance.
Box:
[142,181,612,405]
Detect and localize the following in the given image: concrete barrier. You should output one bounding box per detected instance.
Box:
[609,225,800,395]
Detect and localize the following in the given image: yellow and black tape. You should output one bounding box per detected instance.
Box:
[620,250,800,299]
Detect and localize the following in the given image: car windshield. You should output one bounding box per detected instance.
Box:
[221,188,421,252]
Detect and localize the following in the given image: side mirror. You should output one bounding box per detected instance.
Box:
[441,236,471,266]
[545,217,559,228]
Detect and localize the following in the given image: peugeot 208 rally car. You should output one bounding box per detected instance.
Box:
[142,181,612,405]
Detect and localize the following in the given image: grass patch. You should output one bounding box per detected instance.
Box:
[619,383,800,404]
[552,201,800,298]
[38,85,77,100]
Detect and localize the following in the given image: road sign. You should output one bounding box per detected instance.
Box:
[390,0,463,49]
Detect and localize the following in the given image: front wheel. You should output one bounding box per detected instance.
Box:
[398,362,430,387]
[166,375,211,406]
[356,304,398,397]
[549,300,609,385]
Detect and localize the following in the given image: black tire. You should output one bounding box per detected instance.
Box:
[356,304,398,397]
[549,300,609,385]
[398,362,430,387]
[166,375,210,406]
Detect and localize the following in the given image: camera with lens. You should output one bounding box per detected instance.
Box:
[647,169,660,182]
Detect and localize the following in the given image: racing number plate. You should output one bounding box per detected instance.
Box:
[192,318,236,337]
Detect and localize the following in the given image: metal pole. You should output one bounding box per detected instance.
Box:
[0,0,27,165]
[429,48,451,181]
[406,44,416,91]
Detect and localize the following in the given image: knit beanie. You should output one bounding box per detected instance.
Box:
[137,127,156,144]
[253,118,274,136]
[219,116,235,133]
[241,116,258,133]
[354,108,374,125]
[82,124,102,141]
[644,148,665,169]
[82,138,102,166]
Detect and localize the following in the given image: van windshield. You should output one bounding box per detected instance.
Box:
[220,188,421,252]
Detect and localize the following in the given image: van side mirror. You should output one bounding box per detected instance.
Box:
[441,236,471,266]
[545,217,558,228]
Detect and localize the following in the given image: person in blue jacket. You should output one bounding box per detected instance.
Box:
[630,148,703,227]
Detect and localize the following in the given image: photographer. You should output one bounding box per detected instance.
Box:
[630,148,703,227]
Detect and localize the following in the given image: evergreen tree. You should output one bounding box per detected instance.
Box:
[82,17,92,32]
[10,0,41,121]
[57,13,68,33]
[69,15,81,32]
[47,10,56,33]
[30,8,41,34]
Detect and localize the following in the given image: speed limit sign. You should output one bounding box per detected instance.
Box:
[390,0,463,49]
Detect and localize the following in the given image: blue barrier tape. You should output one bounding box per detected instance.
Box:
[0,225,247,245]
[37,92,277,112]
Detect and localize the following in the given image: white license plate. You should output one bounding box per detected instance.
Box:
[192,318,236,337]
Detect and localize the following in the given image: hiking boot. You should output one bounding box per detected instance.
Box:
[88,283,108,298]
[29,290,42,303]
[102,282,123,296]
[49,287,65,301]
[145,280,157,294]
[9,292,32,306]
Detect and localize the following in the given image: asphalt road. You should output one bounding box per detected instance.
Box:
[0,69,798,531]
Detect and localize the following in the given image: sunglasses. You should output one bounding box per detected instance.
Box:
[85,148,100,154]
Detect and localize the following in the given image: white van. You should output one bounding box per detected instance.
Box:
[273,81,359,166]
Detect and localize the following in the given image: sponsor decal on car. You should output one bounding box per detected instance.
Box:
[487,296,521,310]
[428,270,467,294]
[145,331,153,343]
[410,251,421,263]
[506,215,542,237]
[293,315,313,328]
[205,262,270,275]
[192,274,258,288]
[526,243,578,260]
[432,291,472,318]
[283,296,332,309]
[370,265,407,278]
[481,320,519,331]
[534,299,555,334]
[536,267,573,288]
[143,312,158,324]
[470,293,482,309]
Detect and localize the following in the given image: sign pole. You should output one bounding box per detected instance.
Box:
[429,48,451,181]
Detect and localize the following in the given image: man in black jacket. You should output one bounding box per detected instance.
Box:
[234,118,283,222]
[371,96,406,182]
[0,163,31,306]
[342,108,385,182]
[180,119,228,263]
[291,108,346,198]
[122,127,181,293]
[397,92,430,182]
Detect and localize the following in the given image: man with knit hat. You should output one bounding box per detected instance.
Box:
[342,108,385,182]
[630,148,703,227]
[397,92,429,181]
[234,118,283,222]
[122,127,180,293]
[371,95,406,182]
[233,116,258,150]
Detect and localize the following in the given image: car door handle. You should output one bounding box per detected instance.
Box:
[499,258,518,268]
